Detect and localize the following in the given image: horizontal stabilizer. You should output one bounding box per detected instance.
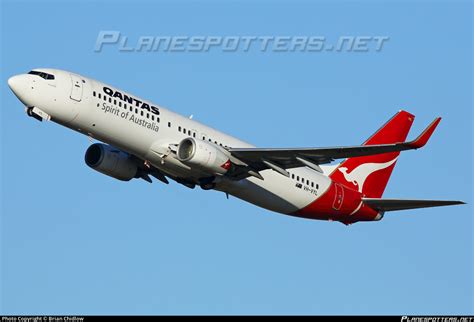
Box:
[362,198,465,212]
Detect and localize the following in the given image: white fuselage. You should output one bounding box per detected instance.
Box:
[8,69,334,216]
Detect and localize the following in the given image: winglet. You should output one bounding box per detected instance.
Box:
[407,117,441,149]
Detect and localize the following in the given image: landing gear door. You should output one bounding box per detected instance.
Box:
[70,74,83,102]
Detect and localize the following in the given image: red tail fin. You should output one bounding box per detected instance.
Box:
[330,110,415,198]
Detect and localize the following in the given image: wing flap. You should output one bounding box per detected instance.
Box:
[362,198,465,212]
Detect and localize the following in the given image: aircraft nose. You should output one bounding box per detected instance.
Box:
[8,74,29,103]
[8,75,21,91]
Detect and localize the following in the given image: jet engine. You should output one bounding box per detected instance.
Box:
[176,138,231,175]
[85,143,138,181]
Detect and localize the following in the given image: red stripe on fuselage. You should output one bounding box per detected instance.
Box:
[291,181,380,225]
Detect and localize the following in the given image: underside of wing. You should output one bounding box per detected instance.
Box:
[226,116,441,180]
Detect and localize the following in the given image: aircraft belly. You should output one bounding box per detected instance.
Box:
[218,169,332,215]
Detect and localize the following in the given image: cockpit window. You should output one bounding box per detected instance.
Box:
[28,70,55,80]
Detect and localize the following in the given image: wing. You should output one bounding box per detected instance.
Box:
[227,117,441,180]
[362,198,465,212]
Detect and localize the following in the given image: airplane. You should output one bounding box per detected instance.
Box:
[7,68,465,225]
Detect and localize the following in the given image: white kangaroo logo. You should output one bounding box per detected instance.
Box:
[338,157,398,193]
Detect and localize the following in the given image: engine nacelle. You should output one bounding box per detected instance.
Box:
[85,143,138,181]
[176,138,231,175]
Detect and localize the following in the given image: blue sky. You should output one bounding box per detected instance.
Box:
[1,0,472,315]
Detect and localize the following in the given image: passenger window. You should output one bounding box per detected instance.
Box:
[306,180,309,185]
[151,115,154,121]
[98,93,101,99]
[114,99,117,105]
[178,126,181,132]
[297,176,299,181]
[316,184,319,189]
[109,97,112,103]
[291,174,295,179]
[119,102,122,107]
[168,122,171,128]
[147,113,149,118]
[311,182,314,187]
[141,111,144,116]
[93,91,96,97]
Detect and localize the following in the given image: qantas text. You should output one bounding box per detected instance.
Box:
[103,86,160,115]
